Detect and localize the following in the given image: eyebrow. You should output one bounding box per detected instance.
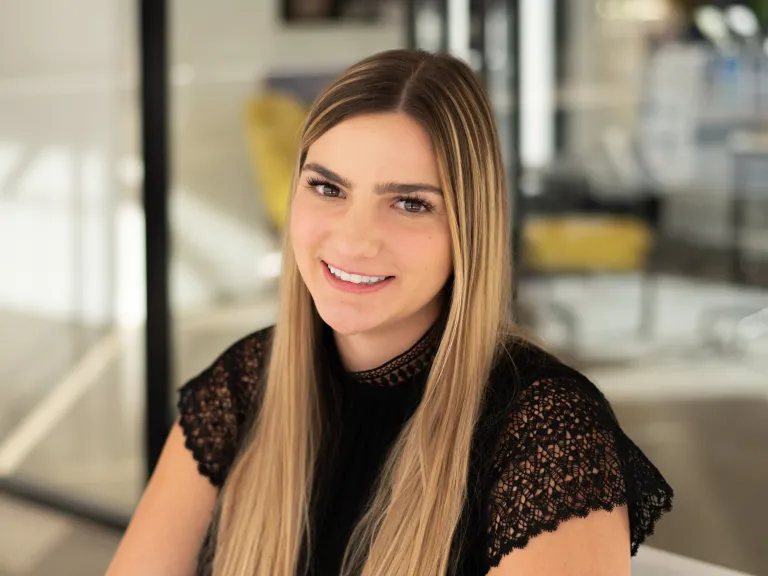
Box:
[302,162,443,196]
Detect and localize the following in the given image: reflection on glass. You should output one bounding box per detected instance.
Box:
[0,0,143,515]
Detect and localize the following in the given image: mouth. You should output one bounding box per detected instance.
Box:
[323,261,393,285]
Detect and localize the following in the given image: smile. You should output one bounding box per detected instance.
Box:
[325,262,391,285]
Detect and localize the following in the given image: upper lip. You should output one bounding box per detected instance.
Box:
[324,261,392,278]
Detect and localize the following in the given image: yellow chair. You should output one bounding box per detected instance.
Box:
[523,216,653,273]
[243,92,307,231]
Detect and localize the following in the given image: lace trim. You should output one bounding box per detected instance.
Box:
[177,329,271,487]
[348,319,443,387]
[486,481,673,568]
[484,375,674,568]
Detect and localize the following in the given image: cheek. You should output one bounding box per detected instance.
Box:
[290,193,327,256]
[393,226,452,281]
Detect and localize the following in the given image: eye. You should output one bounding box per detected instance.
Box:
[307,178,343,198]
[394,195,434,214]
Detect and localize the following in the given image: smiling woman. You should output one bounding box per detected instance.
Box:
[106,49,673,576]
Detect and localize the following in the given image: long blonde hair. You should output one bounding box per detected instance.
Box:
[212,49,514,576]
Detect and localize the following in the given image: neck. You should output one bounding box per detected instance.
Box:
[334,300,443,373]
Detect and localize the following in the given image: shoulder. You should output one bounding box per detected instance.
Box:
[485,338,618,430]
[177,325,274,487]
[478,338,673,568]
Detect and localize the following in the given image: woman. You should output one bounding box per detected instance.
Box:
[107,49,673,576]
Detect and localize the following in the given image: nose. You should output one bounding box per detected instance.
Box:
[332,203,381,260]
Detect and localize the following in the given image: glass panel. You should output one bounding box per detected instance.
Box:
[515,1,768,574]
[0,0,144,514]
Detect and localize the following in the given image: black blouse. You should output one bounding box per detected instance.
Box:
[178,321,673,575]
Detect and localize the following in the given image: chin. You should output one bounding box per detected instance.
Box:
[313,300,388,337]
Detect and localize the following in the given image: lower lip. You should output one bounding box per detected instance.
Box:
[322,261,394,294]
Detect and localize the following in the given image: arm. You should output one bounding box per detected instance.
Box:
[105,328,270,575]
[105,420,217,576]
[488,506,631,576]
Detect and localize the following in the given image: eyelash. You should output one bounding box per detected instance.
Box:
[305,177,436,214]
[306,177,342,198]
[397,193,435,214]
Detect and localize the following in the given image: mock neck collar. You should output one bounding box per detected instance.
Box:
[323,312,446,388]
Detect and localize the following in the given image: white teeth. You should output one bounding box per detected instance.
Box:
[327,264,388,285]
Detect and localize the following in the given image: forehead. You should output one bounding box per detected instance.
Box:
[306,113,440,184]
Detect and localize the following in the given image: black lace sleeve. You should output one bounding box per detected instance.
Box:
[485,372,673,568]
[177,327,273,488]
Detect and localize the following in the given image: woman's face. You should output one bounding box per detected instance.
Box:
[291,112,452,337]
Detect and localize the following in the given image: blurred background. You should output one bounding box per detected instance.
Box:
[0,0,766,574]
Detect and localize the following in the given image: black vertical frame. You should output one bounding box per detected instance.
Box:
[473,0,489,86]
[507,0,522,308]
[140,0,173,480]
[553,0,567,155]
[406,0,418,48]
[439,0,450,52]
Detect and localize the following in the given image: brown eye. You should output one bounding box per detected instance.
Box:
[397,199,426,213]
[307,178,343,198]
[316,184,340,197]
[394,195,434,214]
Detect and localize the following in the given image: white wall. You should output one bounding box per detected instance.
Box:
[0,0,122,77]
[171,0,403,74]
